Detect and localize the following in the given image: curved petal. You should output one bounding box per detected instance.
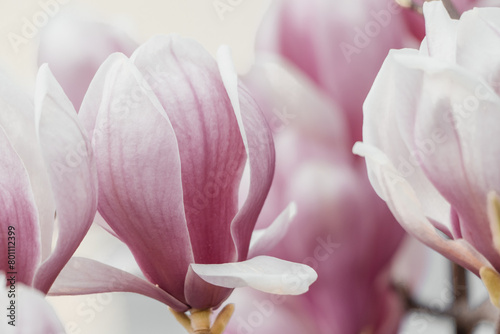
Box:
[190,256,317,295]
[131,36,246,265]
[89,55,193,302]
[455,7,500,94]
[242,55,348,152]
[184,267,233,310]
[392,53,500,268]
[0,70,55,263]
[217,46,275,261]
[32,65,97,294]
[0,278,65,334]
[0,127,40,285]
[423,1,459,62]
[48,257,188,312]
[362,49,452,235]
[78,52,126,137]
[248,202,297,258]
[354,142,491,276]
[38,9,137,110]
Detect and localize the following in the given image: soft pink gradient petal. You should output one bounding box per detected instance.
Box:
[0,70,55,262]
[183,267,233,310]
[38,9,137,110]
[455,7,500,94]
[88,55,194,303]
[362,49,452,234]
[242,55,348,153]
[257,0,411,144]
[191,256,317,295]
[78,52,125,138]
[217,46,275,262]
[0,127,40,285]
[32,65,98,294]
[131,36,246,265]
[1,281,65,334]
[354,142,491,276]
[390,51,500,268]
[48,257,188,312]
[248,202,296,258]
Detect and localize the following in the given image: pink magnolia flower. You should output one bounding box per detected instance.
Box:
[0,67,97,294]
[38,9,137,110]
[257,0,414,144]
[1,276,66,334]
[400,0,497,40]
[49,35,317,312]
[354,1,500,294]
[225,55,406,333]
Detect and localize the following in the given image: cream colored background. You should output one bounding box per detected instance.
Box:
[0,0,272,86]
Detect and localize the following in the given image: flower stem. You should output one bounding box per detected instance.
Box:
[170,304,235,334]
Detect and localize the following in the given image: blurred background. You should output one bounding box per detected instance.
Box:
[0,0,497,333]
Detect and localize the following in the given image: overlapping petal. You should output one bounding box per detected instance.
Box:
[131,36,247,265]
[32,65,98,294]
[83,54,194,302]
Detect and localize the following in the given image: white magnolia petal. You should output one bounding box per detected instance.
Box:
[354,142,491,275]
[191,256,317,295]
[248,202,297,258]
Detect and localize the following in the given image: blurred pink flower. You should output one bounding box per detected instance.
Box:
[256,0,414,144]
[355,2,500,280]
[1,277,66,334]
[0,67,97,294]
[49,35,317,312]
[401,0,497,40]
[225,52,406,333]
[38,9,137,110]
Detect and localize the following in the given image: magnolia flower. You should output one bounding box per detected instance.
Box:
[48,36,317,330]
[0,68,97,294]
[0,276,66,334]
[256,0,414,144]
[354,1,500,305]
[38,9,137,110]
[226,54,405,333]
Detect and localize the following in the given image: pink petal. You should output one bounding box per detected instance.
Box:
[0,127,40,285]
[0,70,55,263]
[217,46,276,261]
[87,54,193,302]
[183,267,233,310]
[362,49,453,236]
[354,142,491,276]
[190,256,317,295]
[32,65,98,294]
[131,36,247,265]
[394,52,500,269]
[1,280,65,334]
[38,9,137,109]
[49,257,188,312]
[248,202,297,258]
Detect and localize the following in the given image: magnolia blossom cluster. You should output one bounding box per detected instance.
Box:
[355,0,500,307]
[3,0,500,333]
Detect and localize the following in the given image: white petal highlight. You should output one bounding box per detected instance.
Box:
[191,256,317,295]
[248,202,297,258]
